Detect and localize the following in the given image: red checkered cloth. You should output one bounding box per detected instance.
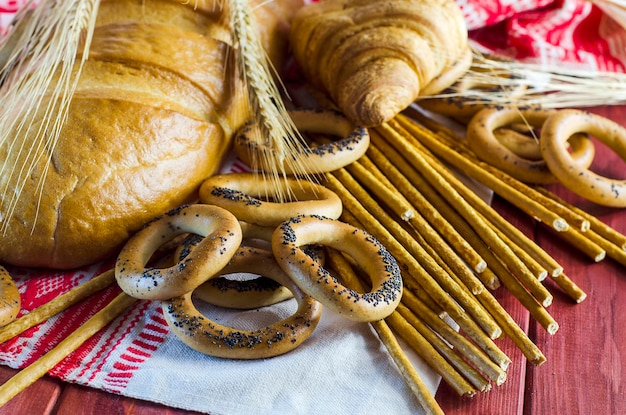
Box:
[0,1,624,414]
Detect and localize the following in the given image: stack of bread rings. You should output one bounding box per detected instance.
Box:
[114,109,403,359]
[465,106,626,208]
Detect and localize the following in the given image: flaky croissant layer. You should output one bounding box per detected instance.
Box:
[289,0,469,126]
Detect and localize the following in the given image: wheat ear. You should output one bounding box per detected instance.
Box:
[423,49,626,109]
[227,0,313,201]
[0,0,100,235]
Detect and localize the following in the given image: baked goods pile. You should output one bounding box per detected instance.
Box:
[2,0,626,413]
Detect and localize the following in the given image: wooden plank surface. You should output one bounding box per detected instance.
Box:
[0,106,624,414]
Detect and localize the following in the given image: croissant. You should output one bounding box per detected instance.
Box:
[0,0,302,269]
[289,0,469,126]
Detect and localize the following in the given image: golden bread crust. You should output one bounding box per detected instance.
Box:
[0,98,226,268]
[0,0,303,269]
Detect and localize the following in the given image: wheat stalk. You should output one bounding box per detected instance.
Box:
[226,0,313,201]
[0,0,100,235]
[422,49,626,109]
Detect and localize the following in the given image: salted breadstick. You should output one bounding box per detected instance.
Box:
[535,186,626,250]
[324,248,445,415]
[367,133,487,274]
[346,160,485,295]
[328,176,511,368]
[400,289,507,385]
[331,169,502,339]
[391,303,492,393]
[372,129,554,308]
[0,268,116,343]
[0,292,136,406]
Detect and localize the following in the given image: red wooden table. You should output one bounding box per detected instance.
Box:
[0,106,624,414]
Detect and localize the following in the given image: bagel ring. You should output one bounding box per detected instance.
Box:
[115,204,243,300]
[174,229,324,309]
[199,173,343,227]
[493,124,544,160]
[162,246,323,359]
[0,265,20,327]
[234,109,369,174]
[467,106,595,184]
[541,109,626,207]
[272,215,402,322]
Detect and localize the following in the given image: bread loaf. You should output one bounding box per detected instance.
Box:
[0,0,302,269]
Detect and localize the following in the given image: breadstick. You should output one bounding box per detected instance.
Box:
[422,121,593,232]
[477,267,502,291]
[485,252,559,335]
[358,155,399,192]
[0,292,136,406]
[550,273,587,304]
[579,228,626,266]
[391,303,492,393]
[328,176,511,368]
[373,127,554,308]
[324,248,445,414]
[474,290,546,365]
[400,289,507,385]
[487,221,548,281]
[550,226,606,263]
[410,135,565,278]
[330,169,502,339]
[535,186,626,251]
[390,117,570,232]
[0,268,116,343]
[346,160,485,295]
[386,311,477,398]
[367,134,487,273]
[374,319,445,415]
[401,112,594,232]
[346,161,415,221]
[399,276,447,319]
[370,139,497,290]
